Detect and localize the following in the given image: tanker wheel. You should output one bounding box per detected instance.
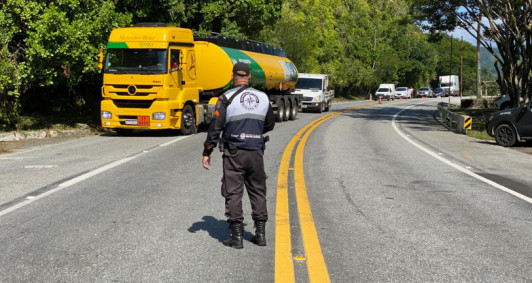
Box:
[283,99,290,121]
[276,99,285,122]
[289,99,298,120]
[179,104,197,135]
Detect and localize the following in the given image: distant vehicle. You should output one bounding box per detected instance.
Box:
[395,87,410,99]
[293,73,335,113]
[417,87,433,98]
[485,102,532,147]
[439,75,460,96]
[433,88,445,97]
[494,94,511,110]
[375,84,395,101]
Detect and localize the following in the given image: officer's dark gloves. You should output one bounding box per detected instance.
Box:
[203,144,214,156]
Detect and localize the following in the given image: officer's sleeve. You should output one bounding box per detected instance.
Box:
[263,103,275,134]
[203,99,227,156]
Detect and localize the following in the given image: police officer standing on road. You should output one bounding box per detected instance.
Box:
[202,62,275,249]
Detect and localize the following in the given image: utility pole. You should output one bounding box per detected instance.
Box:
[449,35,453,104]
[460,37,463,100]
[477,17,481,98]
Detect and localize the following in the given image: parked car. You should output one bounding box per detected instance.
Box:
[433,88,445,97]
[417,87,433,98]
[494,94,511,110]
[485,102,532,147]
[395,87,410,99]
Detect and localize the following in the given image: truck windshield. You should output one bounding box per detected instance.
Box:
[377,88,390,92]
[104,49,167,74]
[295,78,323,90]
[440,83,451,87]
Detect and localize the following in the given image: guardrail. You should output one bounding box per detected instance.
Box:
[437,102,472,134]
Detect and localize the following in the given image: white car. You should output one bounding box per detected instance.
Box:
[395,87,410,99]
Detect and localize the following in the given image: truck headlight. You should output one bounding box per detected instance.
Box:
[101,111,112,119]
[152,112,166,120]
[314,95,322,102]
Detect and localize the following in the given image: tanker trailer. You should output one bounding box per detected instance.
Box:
[99,23,300,135]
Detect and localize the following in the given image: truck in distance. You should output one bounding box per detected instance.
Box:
[99,23,301,135]
[439,75,460,96]
[375,84,395,101]
[293,73,334,113]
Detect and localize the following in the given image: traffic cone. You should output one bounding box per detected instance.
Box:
[378,97,382,104]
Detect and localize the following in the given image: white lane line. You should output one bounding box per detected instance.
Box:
[159,136,189,147]
[0,136,189,217]
[392,104,532,204]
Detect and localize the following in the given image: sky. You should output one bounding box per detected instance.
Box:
[450,27,477,46]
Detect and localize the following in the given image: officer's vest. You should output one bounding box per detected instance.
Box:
[222,87,269,150]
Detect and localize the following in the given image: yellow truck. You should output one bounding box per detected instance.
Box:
[99,23,300,135]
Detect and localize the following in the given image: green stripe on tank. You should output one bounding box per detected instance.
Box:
[106,42,129,49]
[221,47,266,89]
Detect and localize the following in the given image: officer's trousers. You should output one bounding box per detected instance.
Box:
[221,148,268,223]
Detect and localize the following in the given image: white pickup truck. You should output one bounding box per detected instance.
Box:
[293,73,335,113]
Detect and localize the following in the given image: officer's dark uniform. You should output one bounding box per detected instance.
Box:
[203,63,275,248]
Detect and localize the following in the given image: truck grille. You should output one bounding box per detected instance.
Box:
[302,97,314,101]
[109,85,159,97]
[113,99,155,109]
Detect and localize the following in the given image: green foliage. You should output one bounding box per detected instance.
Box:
[115,0,283,38]
[0,0,131,125]
[271,0,439,96]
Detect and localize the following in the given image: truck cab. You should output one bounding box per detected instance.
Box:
[376,84,395,101]
[293,73,334,113]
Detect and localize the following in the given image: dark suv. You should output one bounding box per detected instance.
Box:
[485,103,532,147]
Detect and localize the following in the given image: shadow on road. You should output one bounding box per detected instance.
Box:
[188,215,254,242]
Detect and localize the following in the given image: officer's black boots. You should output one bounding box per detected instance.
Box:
[251,220,266,246]
[223,221,243,249]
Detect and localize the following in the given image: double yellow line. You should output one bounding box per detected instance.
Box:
[274,104,375,282]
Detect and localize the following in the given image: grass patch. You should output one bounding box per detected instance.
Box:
[452,108,496,140]
[333,95,367,102]
[1,111,103,133]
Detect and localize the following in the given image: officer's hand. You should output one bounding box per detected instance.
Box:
[202,156,211,170]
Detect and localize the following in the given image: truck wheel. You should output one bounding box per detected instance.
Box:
[282,99,289,121]
[325,100,331,112]
[179,104,197,135]
[289,98,298,120]
[276,99,285,122]
[494,124,517,147]
[318,102,323,113]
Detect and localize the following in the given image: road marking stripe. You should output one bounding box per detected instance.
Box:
[0,136,190,218]
[276,104,374,282]
[392,105,532,204]
[294,117,332,283]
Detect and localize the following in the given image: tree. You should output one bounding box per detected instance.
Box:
[0,0,131,127]
[411,0,532,106]
[114,0,283,38]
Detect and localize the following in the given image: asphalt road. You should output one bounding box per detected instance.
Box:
[0,98,531,282]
